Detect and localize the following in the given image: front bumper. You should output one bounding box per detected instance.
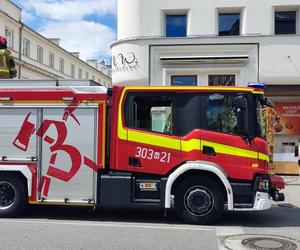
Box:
[234,191,272,211]
[232,174,285,211]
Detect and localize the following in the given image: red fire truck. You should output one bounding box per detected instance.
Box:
[0,80,284,224]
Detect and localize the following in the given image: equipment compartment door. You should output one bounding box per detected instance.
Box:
[39,108,97,202]
[0,108,37,160]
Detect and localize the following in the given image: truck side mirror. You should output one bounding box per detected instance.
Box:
[235,96,250,138]
[261,98,274,108]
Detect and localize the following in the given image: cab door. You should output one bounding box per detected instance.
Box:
[198,92,259,180]
[117,91,183,175]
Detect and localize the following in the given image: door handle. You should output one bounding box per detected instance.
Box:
[203,146,216,156]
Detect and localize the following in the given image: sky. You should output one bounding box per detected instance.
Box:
[12,0,117,64]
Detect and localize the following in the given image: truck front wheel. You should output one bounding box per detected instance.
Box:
[0,174,27,217]
[174,176,224,225]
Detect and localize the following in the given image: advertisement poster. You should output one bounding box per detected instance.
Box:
[273,102,300,135]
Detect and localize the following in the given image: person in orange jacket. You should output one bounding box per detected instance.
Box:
[0,35,17,79]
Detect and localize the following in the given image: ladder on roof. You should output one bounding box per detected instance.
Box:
[0,79,101,87]
[0,79,107,93]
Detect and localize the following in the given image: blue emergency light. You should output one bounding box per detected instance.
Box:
[248,82,266,89]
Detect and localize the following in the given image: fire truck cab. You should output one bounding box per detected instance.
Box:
[0,80,284,224]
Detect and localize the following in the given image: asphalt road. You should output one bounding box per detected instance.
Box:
[0,207,218,250]
[0,176,299,250]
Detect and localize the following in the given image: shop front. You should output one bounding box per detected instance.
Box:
[265,85,300,175]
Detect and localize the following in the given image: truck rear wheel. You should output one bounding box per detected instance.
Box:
[0,174,27,217]
[174,176,224,225]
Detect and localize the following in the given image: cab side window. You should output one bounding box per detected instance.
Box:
[204,93,239,134]
[125,93,173,134]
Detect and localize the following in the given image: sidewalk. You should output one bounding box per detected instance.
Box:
[218,175,300,249]
[280,175,300,207]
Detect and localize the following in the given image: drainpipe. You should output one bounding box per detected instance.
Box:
[18,22,24,79]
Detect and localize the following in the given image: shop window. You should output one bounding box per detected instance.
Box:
[166,14,187,37]
[125,93,173,134]
[219,13,240,36]
[275,11,296,34]
[208,75,235,86]
[171,75,197,86]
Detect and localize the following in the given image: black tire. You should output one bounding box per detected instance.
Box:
[174,176,224,225]
[0,174,27,217]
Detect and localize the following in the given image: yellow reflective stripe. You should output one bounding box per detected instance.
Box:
[202,140,258,159]
[128,130,181,150]
[0,49,8,71]
[0,68,9,73]
[181,138,201,152]
[125,128,269,161]
[259,153,270,162]
[121,86,263,94]
[118,88,127,140]
[253,90,264,94]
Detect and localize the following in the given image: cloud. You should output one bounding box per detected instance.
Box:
[13,0,117,61]
[40,20,115,60]
[20,0,117,21]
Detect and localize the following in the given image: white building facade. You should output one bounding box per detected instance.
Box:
[0,0,111,87]
[112,0,300,174]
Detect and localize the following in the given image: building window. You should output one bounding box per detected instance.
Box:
[22,38,30,57]
[171,75,197,86]
[5,27,14,49]
[275,11,296,34]
[166,14,187,37]
[208,75,235,86]
[85,72,89,79]
[70,64,75,78]
[92,75,95,81]
[78,68,82,79]
[49,52,54,68]
[37,46,43,63]
[219,13,240,36]
[59,58,64,73]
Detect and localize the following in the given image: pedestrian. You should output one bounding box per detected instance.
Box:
[0,35,17,79]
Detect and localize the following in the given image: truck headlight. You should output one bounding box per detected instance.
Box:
[254,175,269,193]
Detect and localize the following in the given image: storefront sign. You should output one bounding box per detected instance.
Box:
[273,102,300,135]
[112,52,138,73]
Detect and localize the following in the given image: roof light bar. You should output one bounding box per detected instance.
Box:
[248,82,266,90]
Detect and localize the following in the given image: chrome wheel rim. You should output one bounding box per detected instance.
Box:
[184,186,214,216]
[0,181,16,210]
